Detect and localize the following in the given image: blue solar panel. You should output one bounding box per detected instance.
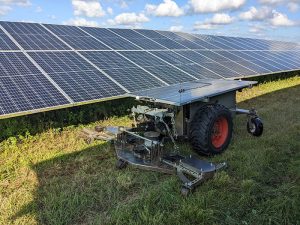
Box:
[43,24,110,50]
[0,52,70,115]
[216,51,272,74]
[273,51,300,67]
[254,51,298,70]
[29,51,126,102]
[109,28,166,50]
[150,51,221,79]
[0,30,19,50]
[233,51,283,72]
[82,27,140,50]
[175,32,220,49]
[0,21,70,50]
[80,51,166,91]
[120,51,196,84]
[194,34,235,50]
[156,31,204,49]
[135,30,187,49]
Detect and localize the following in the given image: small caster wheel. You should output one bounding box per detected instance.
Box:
[247,117,263,137]
[181,187,190,197]
[115,159,128,170]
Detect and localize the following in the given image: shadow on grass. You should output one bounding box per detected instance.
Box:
[13,84,300,225]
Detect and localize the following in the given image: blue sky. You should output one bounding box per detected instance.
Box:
[0,0,299,42]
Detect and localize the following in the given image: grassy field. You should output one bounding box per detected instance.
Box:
[0,76,299,225]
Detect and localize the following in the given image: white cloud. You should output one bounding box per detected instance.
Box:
[209,13,234,24]
[108,12,149,26]
[0,5,11,15]
[64,17,99,27]
[239,6,272,21]
[189,0,246,13]
[240,6,297,27]
[288,2,299,12]
[146,0,184,17]
[0,0,31,6]
[72,0,105,18]
[259,0,299,12]
[107,7,113,15]
[194,13,234,30]
[270,10,296,26]
[169,25,183,31]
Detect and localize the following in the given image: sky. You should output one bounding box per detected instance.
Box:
[0,0,299,42]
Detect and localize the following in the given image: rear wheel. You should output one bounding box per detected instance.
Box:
[189,104,233,155]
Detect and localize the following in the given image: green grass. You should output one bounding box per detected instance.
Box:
[0,76,300,225]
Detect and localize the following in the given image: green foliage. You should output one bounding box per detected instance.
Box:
[0,98,135,141]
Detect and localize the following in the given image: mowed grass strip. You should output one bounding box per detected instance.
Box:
[0,76,299,225]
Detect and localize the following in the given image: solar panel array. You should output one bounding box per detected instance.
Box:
[0,21,299,118]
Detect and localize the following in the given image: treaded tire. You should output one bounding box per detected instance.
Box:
[189,104,233,155]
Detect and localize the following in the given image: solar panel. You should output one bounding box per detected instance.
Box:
[233,51,283,72]
[156,31,204,49]
[194,34,235,50]
[0,21,298,118]
[82,27,140,50]
[256,51,299,70]
[0,52,70,115]
[0,21,70,50]
[175,32,220,49]
[109,29,166,50]
[216,51,272,74]
[150,51,221,79]
[0,30,19,50]
[43,24,110,50]
[119,51,196,84]
[80,51,166,91]
[273,51,300,67]
[28,51,125,102]
[135,29,187,49]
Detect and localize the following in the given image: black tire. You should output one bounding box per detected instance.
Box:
[247,117,263,137]
[189,104,233,155]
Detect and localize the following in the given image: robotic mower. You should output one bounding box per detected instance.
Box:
[98,79,263,195]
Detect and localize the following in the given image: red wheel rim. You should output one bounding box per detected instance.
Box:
[211,116,229,148]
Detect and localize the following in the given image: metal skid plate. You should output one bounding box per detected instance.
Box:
[115,148,174,174]
[128,79,256,106]
[180,156,218,173]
